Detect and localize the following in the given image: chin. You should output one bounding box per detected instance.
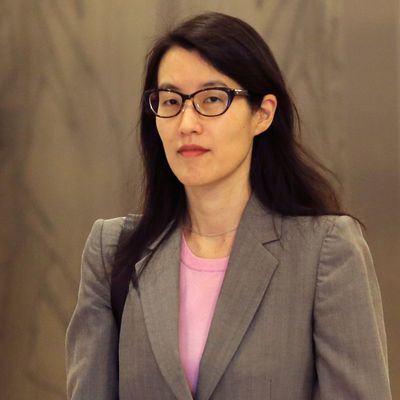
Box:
[176,173,214,188]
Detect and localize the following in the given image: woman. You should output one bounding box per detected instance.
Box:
[66,12,392,400]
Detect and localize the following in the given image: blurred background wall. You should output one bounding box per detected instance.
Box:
[0,1,399,399]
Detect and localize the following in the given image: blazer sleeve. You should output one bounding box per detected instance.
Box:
[313,216,392,399]
[65,219,119,400]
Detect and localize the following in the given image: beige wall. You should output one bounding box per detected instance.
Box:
[340,1,400,394]
[0,1,398,398]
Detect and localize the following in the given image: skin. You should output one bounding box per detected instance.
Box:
[156,46,277,257]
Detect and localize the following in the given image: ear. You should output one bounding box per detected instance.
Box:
[253,94,277,137]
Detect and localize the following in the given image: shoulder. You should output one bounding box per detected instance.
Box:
[282,214,374,284]
[280,214,363,245]
[86,217,124,254]
[94,214,142,245]
[83,214,142,277]
[274,214,369,276]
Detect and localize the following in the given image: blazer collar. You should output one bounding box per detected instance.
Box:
[135,194,281,400]
[239,194,281,244]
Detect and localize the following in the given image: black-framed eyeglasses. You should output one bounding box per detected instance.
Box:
[144,87,250,118]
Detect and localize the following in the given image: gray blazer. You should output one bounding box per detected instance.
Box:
[66,196,392,399]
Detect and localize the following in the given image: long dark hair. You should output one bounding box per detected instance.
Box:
[116,12,347,287]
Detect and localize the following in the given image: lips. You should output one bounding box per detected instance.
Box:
[178,144,210,157]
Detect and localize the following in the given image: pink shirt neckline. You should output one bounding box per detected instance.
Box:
[181,233,229,272]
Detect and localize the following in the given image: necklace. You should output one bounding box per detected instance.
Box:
[184,225,238,238]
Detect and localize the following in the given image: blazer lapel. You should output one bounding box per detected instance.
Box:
[196,196,281,400]
[136,227,193,400]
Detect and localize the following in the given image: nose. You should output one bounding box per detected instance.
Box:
[178,100,202,135]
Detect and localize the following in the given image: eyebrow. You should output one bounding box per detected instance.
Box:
[158,80,229,91]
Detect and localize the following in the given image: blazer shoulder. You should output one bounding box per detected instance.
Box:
[281,214,362,240]
[100,213,142,243]
[85,214,142,278]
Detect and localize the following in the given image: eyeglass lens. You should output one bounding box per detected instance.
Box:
[149,89,230,117]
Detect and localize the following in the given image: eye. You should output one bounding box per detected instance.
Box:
[203,96,223,104]
[158,92,181,107]
[162,98,180,106]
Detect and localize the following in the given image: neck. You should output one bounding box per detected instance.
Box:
[184,181,251,237]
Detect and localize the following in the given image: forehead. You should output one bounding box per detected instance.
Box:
[157,46,240,91]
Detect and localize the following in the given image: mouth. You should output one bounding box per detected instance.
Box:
[178,145,210,158]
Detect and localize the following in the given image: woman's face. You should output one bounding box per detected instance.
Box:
[155,46,275,190]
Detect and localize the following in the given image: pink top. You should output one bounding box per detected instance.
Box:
[179,234,229,394]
